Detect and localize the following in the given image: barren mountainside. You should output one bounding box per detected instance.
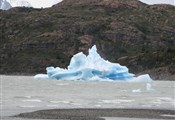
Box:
[56,0,146,8]
[0,0,175,80]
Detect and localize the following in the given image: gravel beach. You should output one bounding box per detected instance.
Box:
[15,108,175,120]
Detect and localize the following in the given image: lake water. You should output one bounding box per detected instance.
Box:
[1,75,175,119]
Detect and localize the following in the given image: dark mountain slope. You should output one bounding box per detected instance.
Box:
[56,0,146,8]
[0,0,175,80]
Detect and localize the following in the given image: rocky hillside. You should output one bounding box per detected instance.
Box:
[0,0,175,80]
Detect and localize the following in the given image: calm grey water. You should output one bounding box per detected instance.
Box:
[1,75,175,120]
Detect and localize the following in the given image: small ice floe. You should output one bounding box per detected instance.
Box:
[19,105,35,108]
[146,83,154,91]
[129,74,152,82]
[99,99,134,104]
[34,74,49,80]
[22,99,42,102]
[14,96,32,99]
[132,89,141,93]
[161,114,175,118]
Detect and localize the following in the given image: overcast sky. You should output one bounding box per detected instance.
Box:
[24,0,61,8]
[26,0,174,8]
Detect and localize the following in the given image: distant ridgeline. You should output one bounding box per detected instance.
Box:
[0,0,175,80]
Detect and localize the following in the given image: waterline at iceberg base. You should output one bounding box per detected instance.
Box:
[34,45,152,82]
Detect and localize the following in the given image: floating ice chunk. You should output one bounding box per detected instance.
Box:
[132,89,141,93]
[146,83,154,91]
[34,74,49,80]
[138,74,152,82]
[34,45,152,81]
[129,74,152,82]
[161,114,175,118]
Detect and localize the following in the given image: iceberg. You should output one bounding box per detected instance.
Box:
[34,45,152,82]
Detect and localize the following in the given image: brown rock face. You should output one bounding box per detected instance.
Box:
[57,0,146,8]
[79,35,95,54]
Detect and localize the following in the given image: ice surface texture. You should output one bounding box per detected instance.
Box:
[34,45,152,82]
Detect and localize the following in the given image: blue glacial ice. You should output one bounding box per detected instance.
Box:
[34,45,152,82]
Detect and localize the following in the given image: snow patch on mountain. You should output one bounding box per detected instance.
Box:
[7,0,32,7]
[0,0,12,10]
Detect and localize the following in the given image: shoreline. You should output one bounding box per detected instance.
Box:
[1,74,174,81]
[14,108,175,120]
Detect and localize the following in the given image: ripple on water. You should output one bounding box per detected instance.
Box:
[14,96,32,99]
[22,99,42,102]
[150,98,175,107]
[132,89,141,93]
[47,104,60,107]
[98,99,135,104]
[18,105,35,108]
[49,100,71,104]
[94,104,102,107]
[161,114,175,118]
[70,103,82,106]
[56,83,69,86]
